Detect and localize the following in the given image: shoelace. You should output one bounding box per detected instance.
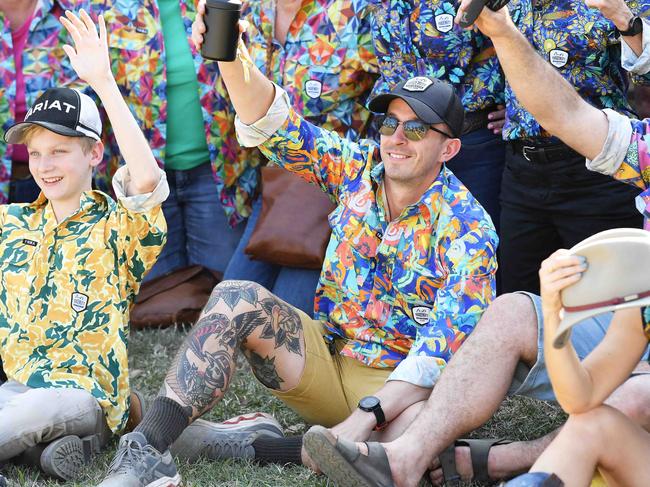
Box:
[205,433,255,459]
[107,438,159,475]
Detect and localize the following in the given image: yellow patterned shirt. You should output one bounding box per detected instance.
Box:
[0,167,168,432]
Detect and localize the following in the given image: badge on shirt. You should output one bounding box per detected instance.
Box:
[412,305,432,325]
[71,292,89,312]
[305,80,323,99]
[435,14,454,33]
[22,238,37,247]
[548,49,569,69]
[403,77,433,92]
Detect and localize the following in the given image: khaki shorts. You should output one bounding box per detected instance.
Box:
[269,312,392,427]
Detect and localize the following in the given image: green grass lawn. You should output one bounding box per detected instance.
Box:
[4,326,567,486]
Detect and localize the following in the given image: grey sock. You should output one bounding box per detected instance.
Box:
[134,397,190,453]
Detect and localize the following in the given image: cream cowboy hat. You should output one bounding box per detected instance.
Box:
[553,228,650,348]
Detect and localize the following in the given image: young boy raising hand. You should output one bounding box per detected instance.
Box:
[0,9,168,481]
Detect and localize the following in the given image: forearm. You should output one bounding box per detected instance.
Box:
[92,77,160,194]
[490,22,608,159]
[218,55,276,125]
[542,309,595,413]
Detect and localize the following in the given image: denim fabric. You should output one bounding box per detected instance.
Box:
[503,472,562,486]
[508,292,650,402]
[446,128,505,234]
[224,195,321,316]
[145,162,244,281]
[8,175,40,203]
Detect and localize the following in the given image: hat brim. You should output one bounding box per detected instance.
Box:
[553,294,650,349]
[369,93,446,126]
[4,121,100,144]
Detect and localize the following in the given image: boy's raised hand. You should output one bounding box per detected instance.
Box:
[60,9,113,87]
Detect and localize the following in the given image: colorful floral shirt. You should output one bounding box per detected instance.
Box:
[236,86,498,387]
[211,0,379,197]
[366,0,505,113]
[0,0,251,224]
[504,0,650,140]
[0,167,168,433]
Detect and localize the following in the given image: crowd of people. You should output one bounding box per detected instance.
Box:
[0,0,648,485]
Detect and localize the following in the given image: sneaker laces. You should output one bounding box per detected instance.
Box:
[106,437,161,476]
[205,433,257,459]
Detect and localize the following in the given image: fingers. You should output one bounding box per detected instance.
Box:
[197,0,206,14]
[98,14,107,45]
[61,44,77,62]
[60,15,82,48]
[78,8,97,36]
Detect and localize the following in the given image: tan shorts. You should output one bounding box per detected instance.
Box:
[269,312,392,427]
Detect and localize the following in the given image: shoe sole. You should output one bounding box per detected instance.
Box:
[303,426,374,487]
[145,473,181,487]
[40,434,101,480]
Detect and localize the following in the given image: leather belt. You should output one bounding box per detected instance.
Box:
[462,107,492,135]
[510,139,581,164]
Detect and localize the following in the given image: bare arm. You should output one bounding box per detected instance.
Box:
[585,0,642,57]
[459,5,609,159]
[60,10,160,195]
[191,1,274,124]
[539,251,648,414]
[330,380,431,442]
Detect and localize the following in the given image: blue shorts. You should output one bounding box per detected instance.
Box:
[506,292,650,402]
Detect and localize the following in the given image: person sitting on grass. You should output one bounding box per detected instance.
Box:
[500,233,650,487]
[94,11,499,487]
[0,8,167,482]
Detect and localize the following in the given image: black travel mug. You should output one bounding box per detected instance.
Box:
[457,0,510,28]
[201,0,242,62]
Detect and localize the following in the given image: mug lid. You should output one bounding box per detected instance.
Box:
[205,0,242,10]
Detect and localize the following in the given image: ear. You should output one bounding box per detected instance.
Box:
[89,140,104,168]
[441,137,462,162]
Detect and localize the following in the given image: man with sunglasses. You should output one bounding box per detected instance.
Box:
[96,30,498,486]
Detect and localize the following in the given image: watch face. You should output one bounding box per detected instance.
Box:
[359,396,380,410]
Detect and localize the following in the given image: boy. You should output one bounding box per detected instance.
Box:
[0,9,167,481]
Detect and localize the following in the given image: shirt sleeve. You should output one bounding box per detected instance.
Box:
[387,225,499,388]
[111,166,170,212]
[112,167,168,302]
[236,83,378,202]
[622,18,650,76]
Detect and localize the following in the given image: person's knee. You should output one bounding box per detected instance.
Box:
[564,406,622,444]
[476,293,538,354]
[206,280,265,313]
[606,376,650,427]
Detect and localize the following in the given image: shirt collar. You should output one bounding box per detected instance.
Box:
[371,162,448,222]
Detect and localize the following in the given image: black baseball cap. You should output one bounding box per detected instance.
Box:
[4,87,102,144]
[369,76,465,138]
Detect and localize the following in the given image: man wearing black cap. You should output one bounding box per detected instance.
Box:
[97,30,498,487]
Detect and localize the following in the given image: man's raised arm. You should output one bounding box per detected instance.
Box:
[191,4,274,125]
[457,5,609,160]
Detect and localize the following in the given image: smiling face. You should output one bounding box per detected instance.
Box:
[379,99,460,193]
[25,127,102,213]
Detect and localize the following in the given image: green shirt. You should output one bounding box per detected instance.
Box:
[159,0,210,170]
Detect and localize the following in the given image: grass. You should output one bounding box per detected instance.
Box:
[4,325,567,487]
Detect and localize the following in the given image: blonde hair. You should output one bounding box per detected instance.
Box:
[21,125,98,154]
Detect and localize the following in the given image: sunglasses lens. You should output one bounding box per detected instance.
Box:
[403,121,427,141]
[379,116,398,136]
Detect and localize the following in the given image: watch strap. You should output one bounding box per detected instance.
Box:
[618,16,643,37]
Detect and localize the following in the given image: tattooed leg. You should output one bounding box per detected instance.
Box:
[162,280,307,420]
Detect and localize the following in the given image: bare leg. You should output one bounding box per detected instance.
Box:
[379,293,540,486]
[532,405,650,487]
[162,280,307,420]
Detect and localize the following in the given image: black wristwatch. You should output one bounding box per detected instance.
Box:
[358,396,388,430]
[618,16,643,37]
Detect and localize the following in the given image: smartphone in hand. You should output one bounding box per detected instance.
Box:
[458,0,510,28]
